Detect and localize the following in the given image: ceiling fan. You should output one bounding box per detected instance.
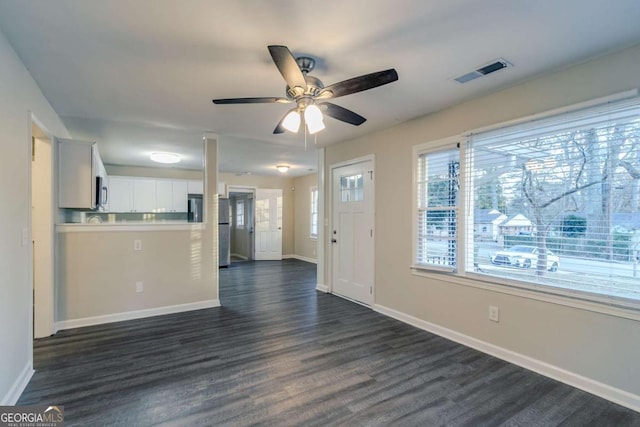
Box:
[212,45,398,135]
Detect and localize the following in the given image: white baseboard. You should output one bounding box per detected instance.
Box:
[374,304,640,413]
[283,254,317,264]
[2,362,34,405]
[55,299,221,331]
[316,284,329,293]
[230,253,248,260]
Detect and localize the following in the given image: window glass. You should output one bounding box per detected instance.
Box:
[340,174,364,202]
[310,187,319,238]
[236,199,245,228]
[416,148,459,269]
[469,101,640,302]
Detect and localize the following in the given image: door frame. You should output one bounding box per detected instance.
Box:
[328,154,376,305]
[28,112,56,339]
[227,185,256,260]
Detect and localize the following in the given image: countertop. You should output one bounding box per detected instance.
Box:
[56,222,206,232]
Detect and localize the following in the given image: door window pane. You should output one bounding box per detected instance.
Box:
[340,174,364,202]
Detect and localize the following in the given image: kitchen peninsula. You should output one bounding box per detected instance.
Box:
[54,137,220,332]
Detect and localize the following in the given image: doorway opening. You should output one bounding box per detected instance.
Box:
[228,187,256,263]
[30,118,55,338]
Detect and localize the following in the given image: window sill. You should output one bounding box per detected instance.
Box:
[410,265,640,322]
[411,264,455,274]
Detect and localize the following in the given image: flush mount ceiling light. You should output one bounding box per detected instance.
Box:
[276,165,290,173]
[150,152,181,164]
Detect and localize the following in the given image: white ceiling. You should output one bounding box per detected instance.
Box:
[1,1,640,176]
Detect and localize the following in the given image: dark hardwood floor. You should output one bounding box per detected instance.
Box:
[19,259,640,426]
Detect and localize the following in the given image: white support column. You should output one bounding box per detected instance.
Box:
[316,147,328,292]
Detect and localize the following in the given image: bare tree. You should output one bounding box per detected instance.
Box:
[521,133,606,275]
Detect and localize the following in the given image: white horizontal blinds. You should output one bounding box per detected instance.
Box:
[416,147,460,269]
[310,187,318,237]
[469,97,640,303]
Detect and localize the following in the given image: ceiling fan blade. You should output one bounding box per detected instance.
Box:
[317,69,398,99]
[268,45,307,93]
[212,97,291,104]
[273,114,287,134]
[320,102,367,126]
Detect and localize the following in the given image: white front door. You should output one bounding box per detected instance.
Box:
[331,159,374,305]
[254,188,283,260]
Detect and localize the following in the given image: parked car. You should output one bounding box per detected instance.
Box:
[491,245,559,271]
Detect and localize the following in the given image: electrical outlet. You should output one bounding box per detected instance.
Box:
[134,240,142,251]
[489,306,500,322]
[136,281,143,293]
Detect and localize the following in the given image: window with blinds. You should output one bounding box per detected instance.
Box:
[468,99,640,302]
[310,186,318,238]
[415,147,460,270]
[414,95,640,306]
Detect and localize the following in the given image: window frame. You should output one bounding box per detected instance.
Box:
[411,91,640,320]
[412,136,466,273]
[310,186,318,239]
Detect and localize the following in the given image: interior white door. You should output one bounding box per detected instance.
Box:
[254,188,283,260]
[332,159,374,306]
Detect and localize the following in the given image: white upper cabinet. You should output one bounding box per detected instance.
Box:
[107,176,195,213]
[172,180,189,212]
[107,177,133,212]
[156,179,188,212]
[132,178,157,212]
[155,179,173,212]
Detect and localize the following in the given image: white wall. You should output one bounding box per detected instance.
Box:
[0,29,70,404]
[324,43,640,408]
[56,227,219,323]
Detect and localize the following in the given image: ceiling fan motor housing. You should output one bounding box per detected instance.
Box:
[287,74,324,99]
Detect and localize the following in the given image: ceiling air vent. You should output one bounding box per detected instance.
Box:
[454,58,512,84]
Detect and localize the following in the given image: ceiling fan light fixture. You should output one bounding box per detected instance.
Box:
[276,165,290,173]
[282,109,301,133]
[150,152,181,164]
[304,104,325,134]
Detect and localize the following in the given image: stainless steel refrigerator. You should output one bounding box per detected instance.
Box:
[187,194,203,223]
[218,198,230,267]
